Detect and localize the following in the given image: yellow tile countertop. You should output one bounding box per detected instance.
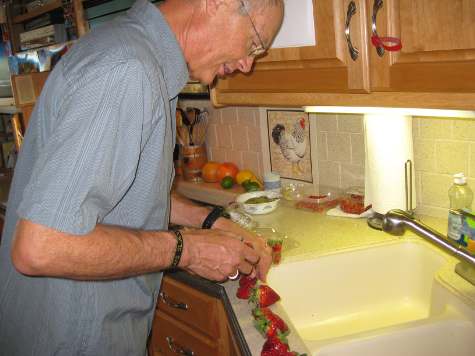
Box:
[175,180,475,355]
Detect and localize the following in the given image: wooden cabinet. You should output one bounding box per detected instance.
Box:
[214,0,370,96]
[369,0,475,93]
[148,275,241,356]
[212,0,475,110]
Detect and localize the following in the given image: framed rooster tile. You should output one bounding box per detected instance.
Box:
[266,109,313,183]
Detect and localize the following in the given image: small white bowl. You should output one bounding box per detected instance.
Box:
[236,190,281,215]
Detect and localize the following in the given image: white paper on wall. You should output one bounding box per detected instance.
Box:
[271,0,316,49]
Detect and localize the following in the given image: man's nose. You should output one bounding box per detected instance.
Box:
[237,57,254,73]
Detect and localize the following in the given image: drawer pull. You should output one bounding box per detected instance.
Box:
[159,292,188,310]
[166,336,195,356]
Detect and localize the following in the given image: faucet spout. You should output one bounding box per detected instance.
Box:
[381,209,475,285]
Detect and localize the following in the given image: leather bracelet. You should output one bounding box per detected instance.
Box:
[202,206,227,229]
[169,229,184,269]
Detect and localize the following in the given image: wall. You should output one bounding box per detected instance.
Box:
[179,100,475,218]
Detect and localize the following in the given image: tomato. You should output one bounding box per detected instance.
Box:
[201,161,220,183]
[216,162,239,182]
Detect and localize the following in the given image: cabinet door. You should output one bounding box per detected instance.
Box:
[369,0,475,92]
[151,311,220,356]
[213,0,370,105]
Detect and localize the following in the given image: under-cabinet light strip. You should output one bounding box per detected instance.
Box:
[304,106,475,119]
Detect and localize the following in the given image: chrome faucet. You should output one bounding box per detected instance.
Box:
[381,209,475,285]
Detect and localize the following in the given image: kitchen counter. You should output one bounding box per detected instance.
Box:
[175,182,475,355]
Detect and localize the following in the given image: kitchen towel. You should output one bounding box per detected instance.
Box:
[364,114,416,214]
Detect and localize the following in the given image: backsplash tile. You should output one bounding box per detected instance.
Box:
[453,118,475,140]
[435,141,469,174]
[179,100,475,218]
[350,133,365,165]
[326,132,352,163]
[418,117,453,139]
[470,143,475,177]
[337,114,363,133]
[316,113,365,190]
[413,138,436,172]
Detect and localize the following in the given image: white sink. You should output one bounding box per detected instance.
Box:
[267,240,475,356]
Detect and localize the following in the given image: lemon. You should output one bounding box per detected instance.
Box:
[238,169,260,184]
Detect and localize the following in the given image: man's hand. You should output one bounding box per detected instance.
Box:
[212,217,273,282]
[177,228,263,282]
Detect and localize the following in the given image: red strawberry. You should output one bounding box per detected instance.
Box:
[261,334,289,356]
[267,239,283,264]
[249,284,280,307]
[253,307,289,337]
[239,275,257,288]
[236,284,252,299]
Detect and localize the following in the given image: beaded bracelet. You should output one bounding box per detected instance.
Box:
[169,229,184,269]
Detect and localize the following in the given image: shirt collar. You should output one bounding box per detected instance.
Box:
[127,0,189,99]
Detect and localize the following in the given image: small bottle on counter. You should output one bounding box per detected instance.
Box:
[264,172,281,194]
[448,173,473,243]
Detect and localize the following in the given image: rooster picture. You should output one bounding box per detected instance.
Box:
[271,117,308,174]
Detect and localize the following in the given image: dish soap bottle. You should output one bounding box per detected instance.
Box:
[448,173,473,243]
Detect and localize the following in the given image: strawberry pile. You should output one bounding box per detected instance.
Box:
[236,274,307,356]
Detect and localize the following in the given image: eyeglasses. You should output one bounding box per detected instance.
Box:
[240,0,266,57]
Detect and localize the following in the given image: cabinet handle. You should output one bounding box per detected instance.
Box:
[372,0,385,57]
[345,1,359,61]
[166,336,195,356]
[159,292,189,310]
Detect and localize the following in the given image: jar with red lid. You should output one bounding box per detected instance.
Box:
[340,187,371,215]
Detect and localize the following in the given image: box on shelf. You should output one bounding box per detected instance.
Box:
[25,0,56,13]
[24,10,64,31]
[19,24,66,51]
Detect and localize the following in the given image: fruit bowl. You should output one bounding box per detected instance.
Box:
[236,190,281,215]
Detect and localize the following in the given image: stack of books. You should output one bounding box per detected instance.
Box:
[19,23,66,51]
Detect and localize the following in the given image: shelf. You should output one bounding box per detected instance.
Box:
[13,0,63,24]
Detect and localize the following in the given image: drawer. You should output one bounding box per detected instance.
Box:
[158,277,219,337]
[151,310,219,356]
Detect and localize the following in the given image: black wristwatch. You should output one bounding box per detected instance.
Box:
[202,206,229,229]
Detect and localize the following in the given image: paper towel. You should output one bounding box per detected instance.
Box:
[364,114,416,214]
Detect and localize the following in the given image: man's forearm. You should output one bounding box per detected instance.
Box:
[12,219,177,280]
[170,191,211,228]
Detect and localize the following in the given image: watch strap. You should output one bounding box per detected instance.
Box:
[202,206,226,229]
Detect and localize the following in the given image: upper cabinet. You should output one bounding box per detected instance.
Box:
[214,0,370,96]
[370,0,475,92]
[212,0,475,110]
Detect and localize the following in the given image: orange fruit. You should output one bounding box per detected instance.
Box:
[201,161,220,183]
[216,162,239,182]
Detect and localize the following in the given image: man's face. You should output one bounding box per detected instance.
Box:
[187,3,283,85]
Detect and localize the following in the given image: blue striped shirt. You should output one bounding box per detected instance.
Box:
[0,1,189,354]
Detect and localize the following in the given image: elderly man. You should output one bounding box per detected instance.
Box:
[0,0,284,354]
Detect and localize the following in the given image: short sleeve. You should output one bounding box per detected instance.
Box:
[17,60,154,235]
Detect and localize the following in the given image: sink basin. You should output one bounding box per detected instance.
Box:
[267,239,475,356]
